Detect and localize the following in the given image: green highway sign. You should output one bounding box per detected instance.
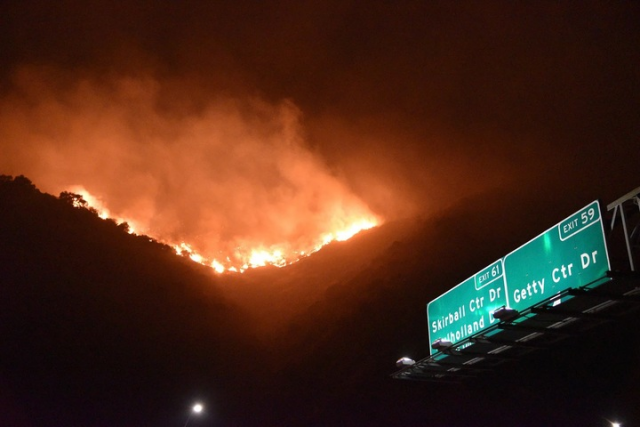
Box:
[503,200,610,311]
[427,260,507,353]
[427,200,610,354]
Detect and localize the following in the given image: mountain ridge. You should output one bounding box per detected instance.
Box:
[2,174,640,426]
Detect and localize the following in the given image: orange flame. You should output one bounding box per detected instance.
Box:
[68,187,379,273]
[0,71,383,270]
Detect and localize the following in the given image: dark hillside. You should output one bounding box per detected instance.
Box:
[2,175,639,426]
[0,175,261,427]
[218,218,419,335]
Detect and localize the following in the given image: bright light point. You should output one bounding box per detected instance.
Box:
[612,423,621,427]
[212,260,225,273]
[192,403,203,413]
[189,253,203,263]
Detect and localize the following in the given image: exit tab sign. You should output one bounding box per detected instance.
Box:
[427,200,610,354]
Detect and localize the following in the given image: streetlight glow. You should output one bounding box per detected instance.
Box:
[184,402,204,427]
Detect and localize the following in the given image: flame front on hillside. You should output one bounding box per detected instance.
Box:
[0,70,383,273]
[69,187,378,273]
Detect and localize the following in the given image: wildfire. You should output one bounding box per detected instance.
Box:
[1,72,383,272]
[67,186,142,235]
[68,187,379,273]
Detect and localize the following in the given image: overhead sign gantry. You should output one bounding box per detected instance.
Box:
[427,201,610,354]
[394,192,640,382]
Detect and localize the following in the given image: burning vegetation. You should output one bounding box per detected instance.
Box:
[64,185,378,272]
[0,70,381,272]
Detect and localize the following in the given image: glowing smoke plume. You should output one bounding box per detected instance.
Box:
[0,67,380,271]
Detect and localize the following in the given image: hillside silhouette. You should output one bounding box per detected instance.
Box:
[0,175,263,426]
[1,175,640,426]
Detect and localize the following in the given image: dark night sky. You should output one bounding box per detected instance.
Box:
[1,2,640,426]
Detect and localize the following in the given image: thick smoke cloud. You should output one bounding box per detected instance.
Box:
[1,2,639,265]
[0,66,379,267]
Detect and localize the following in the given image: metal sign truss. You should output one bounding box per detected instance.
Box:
[608,186,640,271]
[392,271,640,382]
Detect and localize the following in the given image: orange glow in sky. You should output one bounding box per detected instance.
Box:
[0,69,384,274]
